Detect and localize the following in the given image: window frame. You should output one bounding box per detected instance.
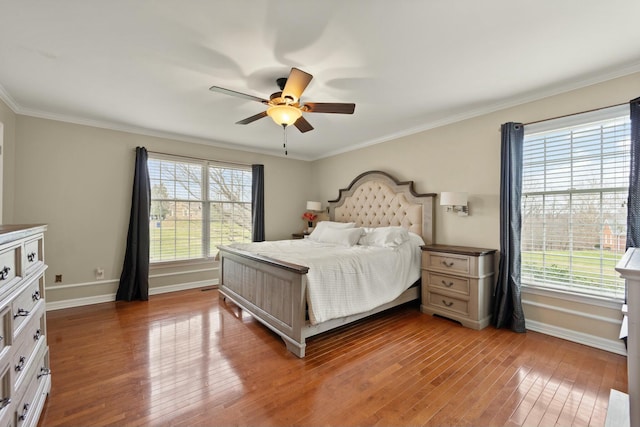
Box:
[520,105,630,302]
[147,153,252,266]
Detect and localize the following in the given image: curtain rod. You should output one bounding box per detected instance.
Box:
[143,149,251,168]
[522,101,628,127]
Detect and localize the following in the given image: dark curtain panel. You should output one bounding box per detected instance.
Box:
[116,147,151,301]
[623,97,640,345]
[493,122,526,332]
[252,164,265,242]
[627,97,640,250]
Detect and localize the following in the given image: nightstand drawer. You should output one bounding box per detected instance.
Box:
[426,272,470,295]
[424,252,470,275]
[427,292,469,316]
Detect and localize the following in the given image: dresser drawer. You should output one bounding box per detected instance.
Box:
[426,272,470,295]
[12,302,45,395]
[11,277,44,334]
[23,236,43,278]
[0,307,11,360]
[0,243,20,291]
[424,252,470,275]
[0,361,12,426]
[12,331,46,402]
[15,365,40,427]
[15,344,49,427]
[427,292,469,316]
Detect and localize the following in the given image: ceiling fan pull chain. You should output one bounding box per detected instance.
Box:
[282,124,288,156]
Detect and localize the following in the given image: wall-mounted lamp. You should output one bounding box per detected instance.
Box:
[440,192,469,216]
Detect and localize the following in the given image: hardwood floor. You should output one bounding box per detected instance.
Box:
[38,288,627,426]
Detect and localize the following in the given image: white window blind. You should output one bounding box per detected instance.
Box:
[148,155,252,263]
[521,107,630,300]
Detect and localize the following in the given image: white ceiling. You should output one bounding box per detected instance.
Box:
[1,1,640,161]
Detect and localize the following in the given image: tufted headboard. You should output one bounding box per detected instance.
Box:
[328,171,436,244]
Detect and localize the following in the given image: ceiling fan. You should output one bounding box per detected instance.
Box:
[209,67,355,133]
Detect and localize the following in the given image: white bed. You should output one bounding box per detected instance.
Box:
[217,170,436,357]
[228,227,424,325]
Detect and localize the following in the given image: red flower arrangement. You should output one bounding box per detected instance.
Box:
[302,211,318,227]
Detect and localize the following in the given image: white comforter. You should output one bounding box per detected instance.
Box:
[228,238,422,325]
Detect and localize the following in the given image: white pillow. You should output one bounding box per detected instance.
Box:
[308,221,355,242]
[408,231,426,247]
[358,226,410,248]
[316,227,363,247]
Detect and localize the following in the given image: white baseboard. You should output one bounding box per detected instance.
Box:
[525,318,627,356]
[45,279,218,311]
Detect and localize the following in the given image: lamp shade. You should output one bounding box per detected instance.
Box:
[440,192,468,206]
[267,105,302,126]
[306,201,322,211]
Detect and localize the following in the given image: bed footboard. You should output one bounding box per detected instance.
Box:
[218,245,310,357]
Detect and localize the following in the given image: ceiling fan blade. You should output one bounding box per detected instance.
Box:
[282,68,313,103]
[303,102,355,114]
[293,116,314,133]
[236,111,268,125]
[209,86,268,104]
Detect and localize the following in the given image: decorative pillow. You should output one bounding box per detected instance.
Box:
[358,226,410,248]
[315,227,363,247]
[308,221,356,242]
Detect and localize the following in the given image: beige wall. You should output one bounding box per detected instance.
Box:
[0,99,17,223]
[311,71,640,354]
[11,116,312,304]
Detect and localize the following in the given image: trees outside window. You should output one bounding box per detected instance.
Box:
[148,155,251,263]
[521,107,630,300]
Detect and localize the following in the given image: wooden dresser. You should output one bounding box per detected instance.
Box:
[609,248,640,427]
[0,225,50,427]
[420,244,496,330]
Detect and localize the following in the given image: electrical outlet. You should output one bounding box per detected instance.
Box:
[96,268,104,280]
[55,274,62,283]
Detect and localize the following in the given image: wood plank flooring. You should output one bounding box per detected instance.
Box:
[38,288,627,426]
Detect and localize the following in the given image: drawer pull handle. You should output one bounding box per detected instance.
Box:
[441,260,454,268]
[18,403,29,421]
[27,252,36,262]
[33,328,41,341]
[441,280,454,287]
[15,356,26,372]
[37,367,51,379]
[0,266,10,280]
[442,299,454,307]
[14,308,30,319]
[32,290,41,301]
[0,397,10,410]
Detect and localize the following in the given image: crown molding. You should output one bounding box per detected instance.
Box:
[3,61,640,163]
[316,61,640,160]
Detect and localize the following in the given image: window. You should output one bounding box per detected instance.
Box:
[148,154,252,263]
[521,106,630,300]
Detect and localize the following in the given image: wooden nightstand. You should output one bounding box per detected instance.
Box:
[291,233,308,239]
[420,244,496,330]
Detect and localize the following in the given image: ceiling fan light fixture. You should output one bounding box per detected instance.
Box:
[266,105,302,126]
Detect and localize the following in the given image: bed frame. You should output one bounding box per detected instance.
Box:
[217,170,436,357]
